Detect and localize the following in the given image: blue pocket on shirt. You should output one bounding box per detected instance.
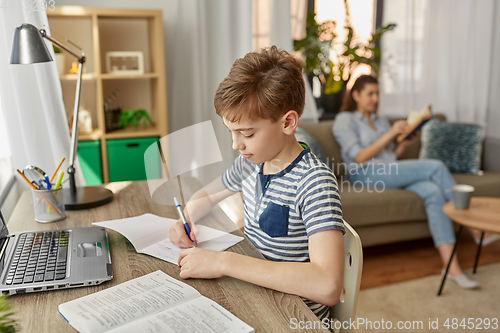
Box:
[258,202,290,237]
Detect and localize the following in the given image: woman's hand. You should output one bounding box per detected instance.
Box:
[389,120,409,136]
[401,133,417,147]
[394,133,417,158]
[168,219,199,248]
[178,248,226,279]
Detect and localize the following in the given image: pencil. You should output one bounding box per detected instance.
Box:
[17,169,62,216]
[17,169,37,190]
[50,157,65,183]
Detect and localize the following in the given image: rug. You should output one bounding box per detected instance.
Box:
[354,263,500,332]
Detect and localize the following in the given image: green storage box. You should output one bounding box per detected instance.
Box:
[77,140,103,185]
[107,136,161,182]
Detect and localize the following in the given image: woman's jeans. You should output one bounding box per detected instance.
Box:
[347,159,456,247]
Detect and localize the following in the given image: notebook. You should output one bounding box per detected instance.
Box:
[92,213,244,265]
[59,270,255,333]
[0,209,113,295]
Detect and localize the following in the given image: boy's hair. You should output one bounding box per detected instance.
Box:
[214,46,305,123]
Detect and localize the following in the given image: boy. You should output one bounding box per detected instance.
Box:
[169,46,345,321]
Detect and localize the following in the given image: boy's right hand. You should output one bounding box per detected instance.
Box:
[168,219,198,248]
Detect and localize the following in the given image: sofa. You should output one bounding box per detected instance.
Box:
[297,115,500,247]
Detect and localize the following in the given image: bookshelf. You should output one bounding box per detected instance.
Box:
[47,7,167,183]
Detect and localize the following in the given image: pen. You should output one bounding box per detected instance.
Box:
[44,175,52,190]
[173,197,197,247]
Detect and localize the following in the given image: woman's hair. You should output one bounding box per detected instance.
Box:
[214,45,305,123]
[339,75,378,112]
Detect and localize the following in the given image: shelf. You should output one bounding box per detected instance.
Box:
[104,126,162,139]
[100,73,158,80]
[60,73,96,81]
[48,6,167,184]
[77,129,103,141]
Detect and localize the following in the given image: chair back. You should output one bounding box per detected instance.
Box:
[330,220,363,333]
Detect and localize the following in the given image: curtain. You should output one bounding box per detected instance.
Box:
[268,0,319,122]
[0,93,13,194]
[0,8,84,188]
[379,0,500,139]
[169,0,253,160]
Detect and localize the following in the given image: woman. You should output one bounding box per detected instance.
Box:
[333,75,486,289]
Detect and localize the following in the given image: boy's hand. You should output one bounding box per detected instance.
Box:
[178,248,225,279]
[168,219,199,248]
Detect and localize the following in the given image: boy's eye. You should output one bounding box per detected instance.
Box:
[243,134,254,138]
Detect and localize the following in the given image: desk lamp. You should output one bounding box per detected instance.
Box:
[10,23,113,210]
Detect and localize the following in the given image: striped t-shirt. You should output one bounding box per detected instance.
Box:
[222,143,344,320]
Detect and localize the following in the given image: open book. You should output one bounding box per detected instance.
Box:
[92,213,243,265]
[396,104,433,142]
[59,270,254,333]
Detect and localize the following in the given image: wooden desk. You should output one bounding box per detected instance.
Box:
[7,181,329,332]
[438,197,500,295]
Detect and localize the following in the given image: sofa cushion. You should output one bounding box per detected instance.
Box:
[420,120,485,174]
[337,178,427,228]
[452,172,500,197]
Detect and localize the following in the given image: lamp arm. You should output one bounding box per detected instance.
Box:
[40,29,84,61]
[68,60,84,193]
[40,29,86,193]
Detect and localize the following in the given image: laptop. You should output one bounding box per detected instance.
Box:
[0,210,113,295]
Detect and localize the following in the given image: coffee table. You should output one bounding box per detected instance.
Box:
[438,197,500,295]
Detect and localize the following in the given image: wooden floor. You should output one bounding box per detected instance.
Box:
[361,232,500,290]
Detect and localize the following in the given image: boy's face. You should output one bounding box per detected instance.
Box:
[223,115,287,165]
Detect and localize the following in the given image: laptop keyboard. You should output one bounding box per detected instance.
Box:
[5,231,70,285]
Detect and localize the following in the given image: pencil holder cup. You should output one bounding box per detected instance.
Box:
[32,186,66,223]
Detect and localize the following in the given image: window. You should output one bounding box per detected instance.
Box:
[315,0,375,85]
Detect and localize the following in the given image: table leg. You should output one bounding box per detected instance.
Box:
[437,225,463,296]
[473,232,484,274]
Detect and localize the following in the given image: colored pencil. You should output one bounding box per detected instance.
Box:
[50,157,65,183]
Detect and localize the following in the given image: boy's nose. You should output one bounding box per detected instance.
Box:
[232,136,245,151]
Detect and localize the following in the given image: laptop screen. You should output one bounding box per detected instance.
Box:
[0,210,9,250]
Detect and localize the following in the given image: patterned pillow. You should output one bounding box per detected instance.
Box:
[419,120,485,174]
[294,127,327,163]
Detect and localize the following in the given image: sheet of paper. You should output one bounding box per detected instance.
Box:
[140,225,244,264]
[106,296,254,333]
[93,213,175,251]
[93,214,244,265]
[58,271,200,333]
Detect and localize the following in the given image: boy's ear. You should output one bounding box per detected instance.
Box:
[282,110,299,135]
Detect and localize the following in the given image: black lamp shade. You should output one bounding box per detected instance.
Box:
[10,23,53,64]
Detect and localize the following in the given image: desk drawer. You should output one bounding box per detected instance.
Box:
[107,137,161,182]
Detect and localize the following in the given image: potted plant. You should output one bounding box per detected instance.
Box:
[0,295,18,332]
[294,0,396,116]
[117,109,155,131]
